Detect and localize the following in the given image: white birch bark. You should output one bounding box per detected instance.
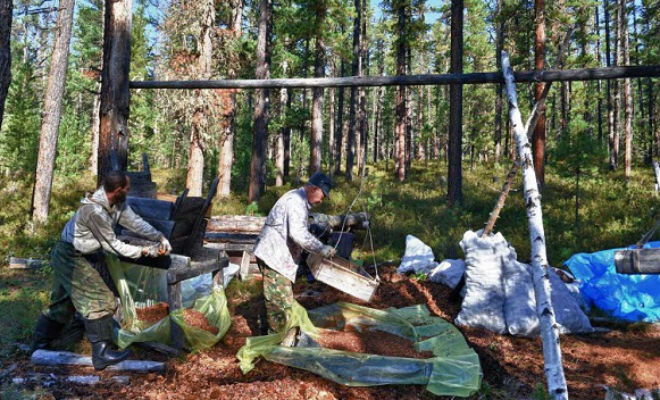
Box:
[501,51,568,400]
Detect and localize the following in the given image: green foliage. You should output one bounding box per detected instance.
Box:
[531,383,550,400]
[0,61,41,175]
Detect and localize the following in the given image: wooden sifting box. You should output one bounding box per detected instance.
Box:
[306,253,378,302]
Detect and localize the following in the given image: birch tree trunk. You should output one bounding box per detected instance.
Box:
[218,0,243,197]
[502,51,569,400]
[0,0,12,130]
[32,0,76,224]
[98,0,132,181]
[248,0,271,202]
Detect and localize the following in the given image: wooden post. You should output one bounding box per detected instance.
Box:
[98,0,132,182]
[502,51,568,400]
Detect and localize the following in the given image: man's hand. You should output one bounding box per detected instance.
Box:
[159,236,172,255]
[320,245,336,258]
[142,245,160,258]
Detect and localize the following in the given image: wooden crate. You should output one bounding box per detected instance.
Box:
[307,253,378,302]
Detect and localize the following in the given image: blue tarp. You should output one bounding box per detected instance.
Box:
[564,241,660,322]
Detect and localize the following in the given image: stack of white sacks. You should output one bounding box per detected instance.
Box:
[397,232,593,336]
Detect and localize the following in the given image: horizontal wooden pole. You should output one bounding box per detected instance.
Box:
[130,65,660,90]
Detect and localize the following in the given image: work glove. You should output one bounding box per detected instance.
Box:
[159,236,172,255]
[142,244,160,258]
[320,245,336,258]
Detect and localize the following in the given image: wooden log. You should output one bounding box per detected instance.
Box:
[614,249,660,274]
[8,257,43,269]
[130,65,660,90]
[239,251,251,281]
[204,242,255,252]
[30,350,165,372]
[502,51,568,400]
[207,212,369,234]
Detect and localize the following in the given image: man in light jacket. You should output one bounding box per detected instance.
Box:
[253,172,336,340]
[31,171,172,370]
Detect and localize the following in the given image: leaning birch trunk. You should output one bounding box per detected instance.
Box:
[501,51,568,400]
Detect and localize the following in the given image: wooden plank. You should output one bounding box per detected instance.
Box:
[207,215,266,233]
[130,65,660,90]
[204,232,259,243]
[239,251,251,281]
[204,242,255,252]
[9,257,43,269]
[30,350,165,373]
[126,197,174,220]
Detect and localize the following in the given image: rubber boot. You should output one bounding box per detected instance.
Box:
[84,315,131,370]
[31,315,65,353]
[52,313,85,349]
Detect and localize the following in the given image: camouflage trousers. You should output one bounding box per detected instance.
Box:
[257,259,293,334]
[43,241,117,324]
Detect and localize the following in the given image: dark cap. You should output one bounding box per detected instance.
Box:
[308,171,333,197]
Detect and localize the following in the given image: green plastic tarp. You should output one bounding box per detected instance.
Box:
[237,301,482,397]
[105,253,231,350]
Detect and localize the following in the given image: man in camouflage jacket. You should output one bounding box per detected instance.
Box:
[253,172,336,337]
[32,171,172,370]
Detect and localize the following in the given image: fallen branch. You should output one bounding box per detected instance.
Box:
[482,161,519,237]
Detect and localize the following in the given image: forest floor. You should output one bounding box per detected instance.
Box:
[1,267,658,400]
[2,161,660,399]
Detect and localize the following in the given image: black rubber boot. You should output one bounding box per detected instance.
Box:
[84,315,131,371]
[52,313,85,348]
[31,315,65,353]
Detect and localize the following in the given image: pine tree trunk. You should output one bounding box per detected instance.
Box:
[346,0,361,181]
[218,0,243,197]
[448,0,463,205]
[98,0,132,182]
[248,0,271,203]
[334,53,345,176]
[375,42,385,163]
[502,51,569,400]
[613,1,621,170]
[417,88,425,160]
[284,93,291,178]
[494,0,504,164]
[405,45,413,170]
[594,4,603,144]
[533,0,546,189]
[357,0,368,175]
[0,0,12,130]
[604,0,616,169]
[328,61,335,174]
[89,82,101,175]
[186,0,214,197]
[32,0,76,224]
[395,1,406,182]
[310,3,325,175]
[620,0,632,179]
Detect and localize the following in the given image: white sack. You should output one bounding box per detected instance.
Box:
[428,259,466,289]
[397,235,437,274]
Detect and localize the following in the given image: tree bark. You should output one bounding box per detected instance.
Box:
[357,0,368,175]
[310,2,326,175]
[333,46,345,176]
[533,0,546,189]
[248,0,271,202]
[32,0,76,224]
[604,0,616,169]
[346,0,361,181]
[612,0,621,170]
[594,4,603,144]
[218,0,243,197]
[502,51,569,400]
[98,0,132,182]
[328,62,335,174]
[395,0,406,182]
[186,0,215,197]
[276,55,288,186]
[494,0,504,164]
[620,0,632,179]
[0,0,12,130]
[448,0,463,205]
